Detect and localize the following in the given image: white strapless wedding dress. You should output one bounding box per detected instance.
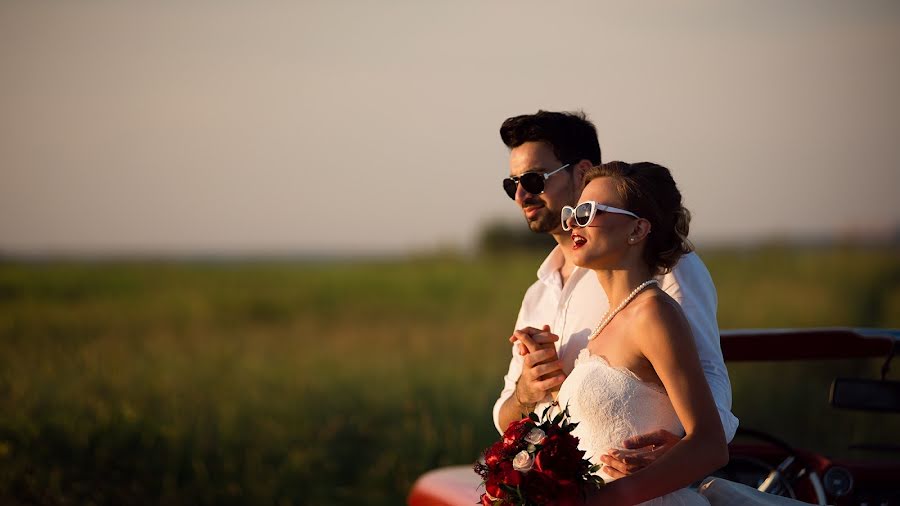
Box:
[555,349,709,505]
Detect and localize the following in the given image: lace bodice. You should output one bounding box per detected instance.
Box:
[557,349,685,482]
[555,349,709,505]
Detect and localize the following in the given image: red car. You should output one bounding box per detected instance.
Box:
[408,328,900,506]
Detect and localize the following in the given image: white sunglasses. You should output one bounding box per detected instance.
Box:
[561,200,640,231]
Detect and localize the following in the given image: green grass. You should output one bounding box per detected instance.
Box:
[0,246,898,505]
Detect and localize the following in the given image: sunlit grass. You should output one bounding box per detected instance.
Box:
[0,245,898,504]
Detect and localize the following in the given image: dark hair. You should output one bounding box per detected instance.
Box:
[582,161,693,274]
[499,110,602,165]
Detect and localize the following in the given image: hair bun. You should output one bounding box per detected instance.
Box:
[581,161,693,274]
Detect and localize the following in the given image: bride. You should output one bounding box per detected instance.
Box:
[552,161,727,505]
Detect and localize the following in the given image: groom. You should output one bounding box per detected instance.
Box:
[492,110,738,478]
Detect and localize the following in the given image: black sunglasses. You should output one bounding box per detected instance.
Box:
[502,163,570,199]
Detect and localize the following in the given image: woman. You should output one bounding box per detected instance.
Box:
[556,161,727,505]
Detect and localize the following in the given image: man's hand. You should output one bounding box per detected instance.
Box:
[510,325,565,406]
[599,429,681,478]
[509,325,558,356]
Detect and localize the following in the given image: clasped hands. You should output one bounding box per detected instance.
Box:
[510,325,566,407]
[510,325,681,478]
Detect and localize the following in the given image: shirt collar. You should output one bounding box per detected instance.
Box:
[536,244,591,289]
[536,245,566,284]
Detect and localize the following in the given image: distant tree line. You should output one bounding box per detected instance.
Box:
[477,221,557,255]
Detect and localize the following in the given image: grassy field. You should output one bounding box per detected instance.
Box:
[1,245,898,505]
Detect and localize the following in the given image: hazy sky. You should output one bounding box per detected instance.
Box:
[2,1,899,255]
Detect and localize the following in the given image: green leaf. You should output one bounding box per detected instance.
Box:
[541,403,554,420]
[528,411,539,423]
[499,483,518,494]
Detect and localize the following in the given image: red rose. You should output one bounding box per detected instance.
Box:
[484,440,506,467]
[485,479,504,501]
[485,461,522,503]
[497,460,522,487]
[502,418,532,448]
[484,479,511,504]
[520,470,559,504]
[534,432,586,481]
[480,493,494,506]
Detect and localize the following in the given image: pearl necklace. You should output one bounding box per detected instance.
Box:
[588,279,659,341]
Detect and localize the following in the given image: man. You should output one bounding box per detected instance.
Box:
[492,110,738,478]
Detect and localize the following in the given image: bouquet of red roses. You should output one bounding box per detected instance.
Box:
[474,404,603,505]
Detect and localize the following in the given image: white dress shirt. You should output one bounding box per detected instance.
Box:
[492,246,739,442]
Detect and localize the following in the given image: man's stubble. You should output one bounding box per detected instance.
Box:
[526,206,561,234]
